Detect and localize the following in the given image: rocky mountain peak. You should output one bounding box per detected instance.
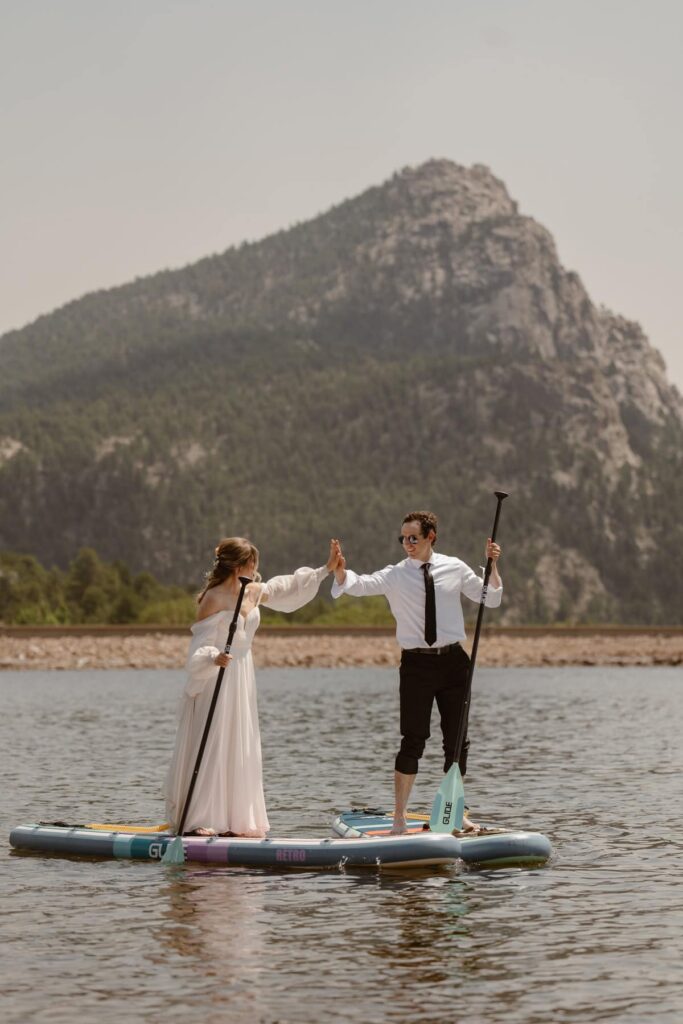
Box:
[386,158,519,225]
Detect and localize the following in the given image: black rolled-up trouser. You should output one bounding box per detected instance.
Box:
[395,644,471,777]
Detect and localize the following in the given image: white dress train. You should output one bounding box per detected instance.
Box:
[164,565,328,836]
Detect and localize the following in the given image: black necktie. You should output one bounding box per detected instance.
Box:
[422,562,436,646]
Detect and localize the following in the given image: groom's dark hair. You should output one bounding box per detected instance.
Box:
[402,510,437,539]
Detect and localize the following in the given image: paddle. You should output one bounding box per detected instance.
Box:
[162,574,252,865]
[429,490,508,833]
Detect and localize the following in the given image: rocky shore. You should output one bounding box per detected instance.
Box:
[0,630,681,670]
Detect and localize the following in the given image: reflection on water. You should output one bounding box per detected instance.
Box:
[153,864,474,1019]
[2,667,683,1023]
[157,871,270,1017]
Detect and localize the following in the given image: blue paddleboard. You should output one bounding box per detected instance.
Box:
[9,821,462,870]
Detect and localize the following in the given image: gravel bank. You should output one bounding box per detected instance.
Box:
[1,631,681,670]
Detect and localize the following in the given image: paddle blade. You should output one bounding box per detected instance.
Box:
[161,835,185,865]
[429,765,466,833]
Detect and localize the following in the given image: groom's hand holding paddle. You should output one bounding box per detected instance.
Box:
[486,538,502,586]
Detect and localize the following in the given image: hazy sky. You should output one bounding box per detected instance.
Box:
[2,0,681,389]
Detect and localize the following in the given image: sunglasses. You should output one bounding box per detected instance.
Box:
[398,534,422,546]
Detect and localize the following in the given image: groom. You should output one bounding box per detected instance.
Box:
[332,510,502,833]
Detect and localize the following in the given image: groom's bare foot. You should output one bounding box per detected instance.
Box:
[390,816,407,834]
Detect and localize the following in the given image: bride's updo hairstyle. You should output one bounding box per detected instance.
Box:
[198,537,260,603]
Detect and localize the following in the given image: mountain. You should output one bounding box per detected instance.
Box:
[1,159,681,623]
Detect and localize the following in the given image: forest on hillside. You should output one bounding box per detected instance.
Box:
[0,548,397,627]
[1,161,682,625]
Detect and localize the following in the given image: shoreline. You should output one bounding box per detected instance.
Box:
[0,630,681,670]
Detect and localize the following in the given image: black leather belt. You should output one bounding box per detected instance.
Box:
[402,642,461,656]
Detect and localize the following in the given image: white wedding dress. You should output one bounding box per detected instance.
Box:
[164,565,328,837]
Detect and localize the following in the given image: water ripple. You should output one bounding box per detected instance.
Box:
[2,666,682,1023]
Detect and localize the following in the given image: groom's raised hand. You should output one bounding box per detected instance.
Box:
[333,542,347,585]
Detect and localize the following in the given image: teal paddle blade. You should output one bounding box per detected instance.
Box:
[429,764,466,833]
[161,835,185,865]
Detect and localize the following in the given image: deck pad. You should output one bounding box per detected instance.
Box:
[86,822,170,833]
[335,808,431,836]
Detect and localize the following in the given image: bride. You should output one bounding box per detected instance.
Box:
[164,536,341,837]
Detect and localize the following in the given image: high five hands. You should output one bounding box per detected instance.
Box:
[326,538,344,573]
[326,538,347,584]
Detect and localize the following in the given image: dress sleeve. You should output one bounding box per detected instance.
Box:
[460,563,503,608]
[184,624,221,697]
[261,565,329,613]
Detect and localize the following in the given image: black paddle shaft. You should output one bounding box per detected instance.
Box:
[175,575,252,837]
[454,490,508,766]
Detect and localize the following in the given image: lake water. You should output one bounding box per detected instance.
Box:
[2,666,682,1023]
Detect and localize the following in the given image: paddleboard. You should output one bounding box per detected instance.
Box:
[332,809,552,867]
[8,822,461,869]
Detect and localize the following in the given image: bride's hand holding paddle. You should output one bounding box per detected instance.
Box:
[214,652,233,668]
